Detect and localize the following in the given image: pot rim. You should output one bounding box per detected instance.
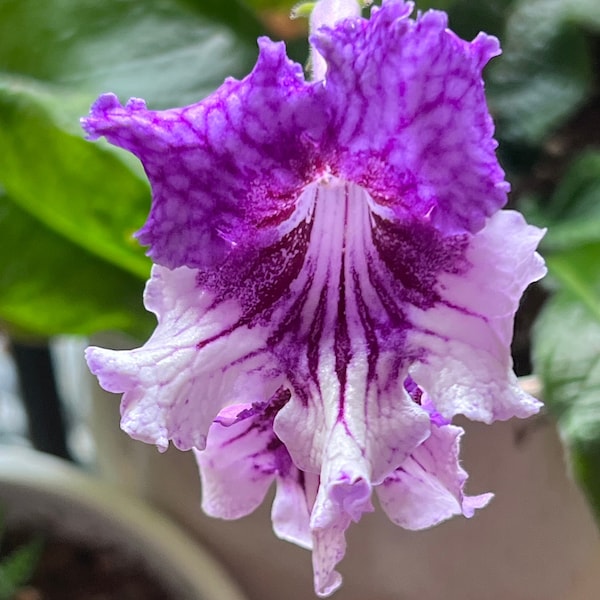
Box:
[0,445,249,600]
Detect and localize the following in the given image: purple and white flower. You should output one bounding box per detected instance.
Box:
[83,0,546,595]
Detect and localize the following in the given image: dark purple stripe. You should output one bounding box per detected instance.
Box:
[351,267,379,384]
[334,254,352,421]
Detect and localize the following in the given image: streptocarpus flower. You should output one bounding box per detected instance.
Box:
[83,0,546,596]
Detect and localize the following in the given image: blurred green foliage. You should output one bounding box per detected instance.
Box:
[532,154,600,524]
[0,0,599,523]
[0,0,265,339]
[0,511,44,600]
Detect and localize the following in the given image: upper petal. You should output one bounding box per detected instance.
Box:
[314,0,507,233]
[82,38,326,269]
[309,0,362,81]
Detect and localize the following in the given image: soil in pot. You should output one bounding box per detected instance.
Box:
[2,528,175,600]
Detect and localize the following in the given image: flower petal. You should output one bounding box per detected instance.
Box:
[267,179,433,594]
[272,470,318,550]
[82,1,547,595]
[312,517,348,597]
[377,423,493,530]
[407,210,546,423]
[314,0,507,233]
[86,265,282,451]
[269,179,431,481]
[309,0,362,81]
[81,38,325,270]
[195,391,292,519]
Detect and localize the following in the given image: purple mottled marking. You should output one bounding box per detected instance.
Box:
[404,376,423,404]
[218,388,294,476]
[199,217,314,321]
[371,215,469,309]
[231,387,291,425]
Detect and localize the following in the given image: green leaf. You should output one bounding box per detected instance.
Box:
[0,85,152,279]
[0,0,270,339]
[533,242,600,525]
[532,127,600,518]
[487,0,599,146]
[529,149,600,527]
[544,152,600,222]
[0,193,153,339]
[434,0,516,40]
[0,0,263,109]
[414,0,456,10]
[529,151,600,253]
[546,244,600,321]
[0,536,44,600]
[241,0,296,10]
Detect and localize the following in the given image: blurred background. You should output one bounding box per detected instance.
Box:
[0,0,599,598]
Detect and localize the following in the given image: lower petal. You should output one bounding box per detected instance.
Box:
[272,470,319,550]
[86,265,282,452]
[312,514,349,598]
[377,423,493,530]
[407,210,546,422]
[195,400,285,520]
